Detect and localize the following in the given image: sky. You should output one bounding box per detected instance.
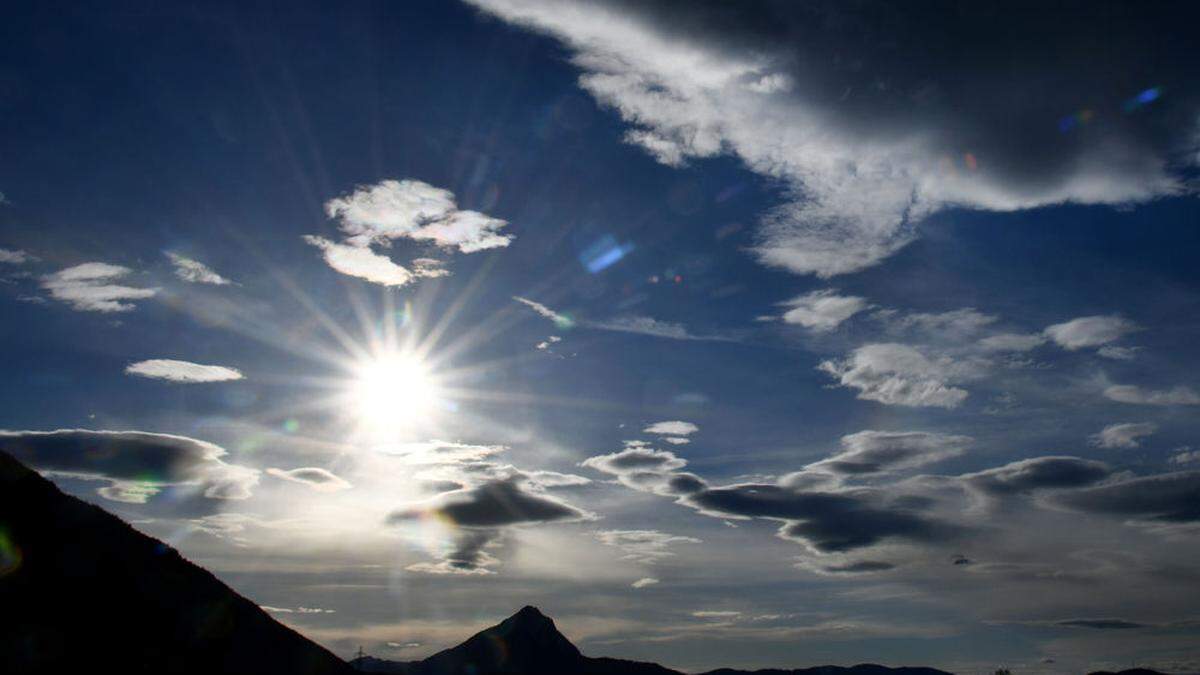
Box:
[2,1,1200,673]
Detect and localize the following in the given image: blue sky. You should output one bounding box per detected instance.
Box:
[2,2,1200,673]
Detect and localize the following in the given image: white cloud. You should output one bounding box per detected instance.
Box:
[1097,345,1140,361]
[41,262,158,312]
[513,296,575,328]
[325,179,512,252]
[166,252,232,285]
[0,248,36,264]
[888,308,997,339]
[1104,384,1200,406]
[1090,423,1157,449]
[1169,448,1200,465]
[266,467,353,492]
[979,333,1046,352]
[779,289,867,331]
[1045,315,1137,350]
[818,343,977,408]
[693,611,742,619]
[466,1,1188,278]
[303,236,416,286]
[125,359,244,383]
[590,316,726,341]
[595,529,702,564]
[808,430,972,475]
[643,421,698,436]
[307,179,511,286]
[662,437,690,445]
[631,577,659,588]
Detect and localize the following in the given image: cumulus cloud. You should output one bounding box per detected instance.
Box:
[0,248,36,264]
[166,252,232,285]
[818,343,977,408]
[266,467,352,492]
[307,179,510,286]
[466,1,1199,277]
[631,577,659,588]
[1090,422,1157,449]
[778,289,868,331]
[125,359,244,383]
[41,262,158,312]
[808,430,971,476]
[595,529,702,564]
[1104,384,1200,406]
[643,421,698,436]
[0,429,259,503]
[324,179,512,252]
[1044,315,1137,350]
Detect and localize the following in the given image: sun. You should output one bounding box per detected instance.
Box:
[349,351,441,437]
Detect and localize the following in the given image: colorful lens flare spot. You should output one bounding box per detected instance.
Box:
[0,527,22,577]
[580,235,634,273]
[1123,87,1161,112]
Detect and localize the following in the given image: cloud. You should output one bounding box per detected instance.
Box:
[1090,422,1157,449]
[1097,345,1140,360]
[407,529,502,576]
[266,467,352,492]
[466,1,1199,277]
[682,482,960,553]
[1044,315,1137,350]
[692,611,741,619]
[378,440,507,464]
[307,179,510,286]
[631,577,659,588]
[1052,470,1200,523]
[661,437,689,445]
[41,262,158,312]
[261,606,337,615]
[125,359,244,383]
[513,297,724,341]
[1104,384,1200,406]
[818,343,977,408]
[778,289,868,331]
[963,456,1112,497]
[813,560,897,575]
[888,308,997,340]
[978,333,1047,352]
[324,179,512,253]
[166,252,232,285]
[303,236,419,286]
[643,421,698,436]
[388,477,594,528]
[808,430,971,476]
[1170,449,1200,466]
[0,429,258,503]
[590,316,729,341]
[595,529,702,564]
[1055,619,1147,630]
[0,248,36,264]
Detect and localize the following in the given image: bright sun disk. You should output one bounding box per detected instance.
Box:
[350,352,440,435]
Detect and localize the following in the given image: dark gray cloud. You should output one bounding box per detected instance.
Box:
[387,476,593,528]
[683,483,961,553]
[1052,470,1200,523]
[1056,619,1148,630]
[0,429,258,503]
[406,529,503,576]
[963,456,1113,496]
[469,0,1200,277]
[819,560,896,574]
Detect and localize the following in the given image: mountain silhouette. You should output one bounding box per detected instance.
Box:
[350,606,952,675]
[0,450,353,674]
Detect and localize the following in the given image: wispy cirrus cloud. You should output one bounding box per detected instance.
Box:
[41,262,158,312]
[166,252,232,285]
[1090,422,1157,449]
[513,297,727,342]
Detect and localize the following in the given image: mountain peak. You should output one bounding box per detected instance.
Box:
[507,605,550,624]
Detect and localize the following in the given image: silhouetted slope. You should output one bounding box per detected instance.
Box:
[350,607,950,675]
[701,667,953,675]
[1087,670,1171,675]
[0,450,353,675]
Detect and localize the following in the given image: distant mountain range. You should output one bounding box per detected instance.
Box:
[349,605,952,675]
[0,450,1178,675]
